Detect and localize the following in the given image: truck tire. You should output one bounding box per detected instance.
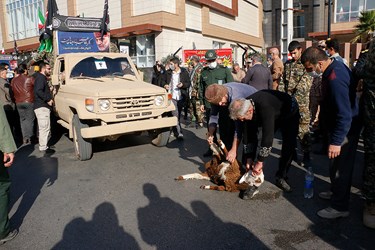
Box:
[151,128,171,147]
[72,115,92,160]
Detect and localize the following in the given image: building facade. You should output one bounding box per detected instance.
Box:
[1,0,265,68]
[263,0,375,63]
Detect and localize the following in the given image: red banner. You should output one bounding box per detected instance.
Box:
[183,48,233,67]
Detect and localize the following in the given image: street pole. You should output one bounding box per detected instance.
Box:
[327,0,331,38]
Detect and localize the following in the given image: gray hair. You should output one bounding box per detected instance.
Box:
[229,98,252,120]
[251,54,262,63]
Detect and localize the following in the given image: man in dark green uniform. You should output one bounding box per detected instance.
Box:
[198,50,233,156]
[0,100,18,244]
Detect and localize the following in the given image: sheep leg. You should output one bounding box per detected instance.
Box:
[175,173,210,181]
[200,185,226,191]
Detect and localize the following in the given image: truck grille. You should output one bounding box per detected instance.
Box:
[111,96,154,110]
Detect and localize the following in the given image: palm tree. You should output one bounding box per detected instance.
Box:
[352,10,375,43]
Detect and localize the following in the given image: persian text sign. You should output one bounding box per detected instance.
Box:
[56,31,110,54]
[183,48,232,67]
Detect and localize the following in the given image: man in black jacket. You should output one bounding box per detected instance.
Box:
[229,90,299,196]
[34,62,54,155]
[164,57,191,139]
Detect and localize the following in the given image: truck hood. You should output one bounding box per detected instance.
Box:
[62,79,166,97]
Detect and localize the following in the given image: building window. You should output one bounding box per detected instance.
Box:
[6,0,44,40]
[125,35,155,68]
[335,0,374,23]
[293,15,305,38]
[213,41,225,49]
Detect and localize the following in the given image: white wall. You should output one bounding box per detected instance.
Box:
[76,0,122,29]
[212,0,231,8]
[0,25,3,50]
[56,0,68,16]
[209,0,259,37]
[132,0,176,16]
[185,2,202,31]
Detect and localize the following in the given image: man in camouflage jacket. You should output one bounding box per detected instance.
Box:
[187,56,204,128]
[279,41,313,165]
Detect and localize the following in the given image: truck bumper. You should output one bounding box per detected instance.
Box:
[80,116,177,138]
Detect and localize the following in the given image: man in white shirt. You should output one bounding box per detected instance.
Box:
[164,57,191,139]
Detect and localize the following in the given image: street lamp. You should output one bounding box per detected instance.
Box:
[327,0,332,38]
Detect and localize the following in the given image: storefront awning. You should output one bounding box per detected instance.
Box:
[111,24,162,38]
[4,42,39,54]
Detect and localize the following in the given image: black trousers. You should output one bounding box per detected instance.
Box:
[242,108,299,179]
[329,115,362,211]
[0,152,10,239]
[218,107,235,150]
[276,109,299,179]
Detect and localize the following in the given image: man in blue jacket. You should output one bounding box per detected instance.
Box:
[301,47,361,219]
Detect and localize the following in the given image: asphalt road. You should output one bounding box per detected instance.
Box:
[1,123,374,249]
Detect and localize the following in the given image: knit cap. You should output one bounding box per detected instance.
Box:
[205,84,228,104]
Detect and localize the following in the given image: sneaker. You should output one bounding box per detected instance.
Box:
[319,191,333,200]
[195,123,203,129]
[177,133,184,140]
[41,148,55,156]
[23,138,31,145]
[275,178,292,192]
[0,230,18,244]
[363,202,375,229]
[317,207,349,219]
[242,186,259,200]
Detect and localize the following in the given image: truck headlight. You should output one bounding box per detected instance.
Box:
[85,98,94,112]
[98,99,111,111]
[154,95,164,106]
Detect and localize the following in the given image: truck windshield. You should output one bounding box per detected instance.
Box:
[70,57,135,78]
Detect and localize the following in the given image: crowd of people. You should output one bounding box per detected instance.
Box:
[1,60,55,243]
[1,37,375,244]
[149,38,375,228]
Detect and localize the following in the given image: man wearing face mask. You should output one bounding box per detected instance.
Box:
[301,47,360,219]
[199,50,233,157]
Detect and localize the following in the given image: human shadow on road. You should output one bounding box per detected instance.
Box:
[137,183,267,249]
[52,202,140,249]
[9,144,58,230]
[263,141,374,249]
[167,128,208,172]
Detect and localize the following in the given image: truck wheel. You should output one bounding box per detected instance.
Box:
[72,115,92,160]
[151,128,171,147]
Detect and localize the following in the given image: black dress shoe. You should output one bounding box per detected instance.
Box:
[242,186,259,200]
[275,178,292,192]
[0,230,18,244]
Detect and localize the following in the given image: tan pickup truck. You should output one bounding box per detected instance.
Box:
[51,53,176,160]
